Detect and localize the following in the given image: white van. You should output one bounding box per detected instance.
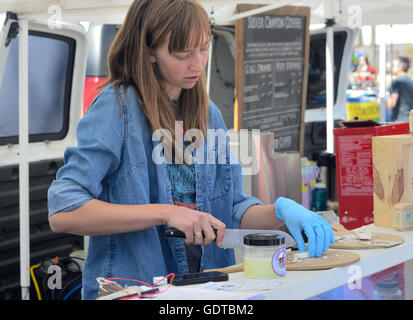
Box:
[0,14,87,300]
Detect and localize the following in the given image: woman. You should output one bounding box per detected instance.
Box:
[355,55,376,87]
[48,0,334,299]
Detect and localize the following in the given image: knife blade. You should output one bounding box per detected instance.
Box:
[164,228,297,249]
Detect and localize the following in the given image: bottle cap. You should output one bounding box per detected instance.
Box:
[376,273,399,290]
[244,233,285,246]
[318,152,331,167]
[314,182,327,189]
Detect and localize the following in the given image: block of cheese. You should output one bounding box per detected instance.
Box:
[393,203,413,231]
[372,134,413,230]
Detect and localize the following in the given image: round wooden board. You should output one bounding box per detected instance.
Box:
[330,224,404,250]
[286,249,360,271]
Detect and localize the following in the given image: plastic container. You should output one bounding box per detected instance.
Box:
[243,233,286,279]
[345,92,380,122]
[301,158,320,209]
[311,182,327,211]
[372,273,404,300]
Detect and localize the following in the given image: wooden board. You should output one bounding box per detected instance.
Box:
[372,134,413,230]
[331,224,404,249]
[204,249,360,273]
[205,264,244,274]
[286,249,360,271]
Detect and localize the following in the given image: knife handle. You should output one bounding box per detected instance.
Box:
[164,228,186,238]
[164,228,217,239]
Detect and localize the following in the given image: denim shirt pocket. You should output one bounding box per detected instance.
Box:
[206,144,232,201]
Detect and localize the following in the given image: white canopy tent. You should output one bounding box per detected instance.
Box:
[1,0,413,25]
[0,0,412,300]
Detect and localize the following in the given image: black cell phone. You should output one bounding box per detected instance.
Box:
[169,271,228,286]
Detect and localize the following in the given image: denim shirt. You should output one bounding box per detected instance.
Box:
[47,84,263,299]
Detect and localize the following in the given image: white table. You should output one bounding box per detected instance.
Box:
[176,224,413,300]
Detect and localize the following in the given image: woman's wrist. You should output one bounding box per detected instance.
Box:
[159,203,176,226]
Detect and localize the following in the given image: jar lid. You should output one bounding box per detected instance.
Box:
[243,233,285,246]
[314,182,326,189]
[376,273,400,290]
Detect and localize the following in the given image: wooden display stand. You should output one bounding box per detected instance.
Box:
[372,110,413,230]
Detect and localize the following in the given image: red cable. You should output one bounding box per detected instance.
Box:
[105,273,175,300]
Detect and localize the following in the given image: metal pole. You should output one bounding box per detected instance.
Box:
[326,25,334,153]
[18,17,30,300]
[206,34,213,96]
[379,28,387,122]
[325,0,335,154]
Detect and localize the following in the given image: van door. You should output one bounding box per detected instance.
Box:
[0,14,87,300]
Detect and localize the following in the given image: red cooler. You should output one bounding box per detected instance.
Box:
[334,120,409,230]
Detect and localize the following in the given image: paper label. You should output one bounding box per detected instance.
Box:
[272,247,286,276]
[338,135,373,196]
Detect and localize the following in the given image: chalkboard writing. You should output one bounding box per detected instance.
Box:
[236,6,310,154]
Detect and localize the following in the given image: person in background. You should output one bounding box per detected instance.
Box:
[47,0,334,299]
[354,55,376,88]
[386,56,413,122]
[352,47,363,72]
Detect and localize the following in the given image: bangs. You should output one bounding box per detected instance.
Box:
[168,2,211,52]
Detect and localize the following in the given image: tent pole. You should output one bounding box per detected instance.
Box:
[206,33,213,96]
[18,17,30,300]
[325,0,335,154]
[379,28,387,122]
[325,27,335,153]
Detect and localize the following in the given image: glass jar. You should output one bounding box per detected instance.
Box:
[372,273,404,300]
[243,233,286,279]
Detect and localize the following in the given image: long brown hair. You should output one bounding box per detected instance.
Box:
[101,0,211,162]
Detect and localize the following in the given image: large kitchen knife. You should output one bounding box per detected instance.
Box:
[164,228,297,249]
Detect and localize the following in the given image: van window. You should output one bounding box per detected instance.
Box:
[0,31,75,145]
[306,31,348,110]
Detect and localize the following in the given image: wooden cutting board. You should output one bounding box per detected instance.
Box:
[286,249,360,270]
[204,249,360,273]
[331,224,404,249]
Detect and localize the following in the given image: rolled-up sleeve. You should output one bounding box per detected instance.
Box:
[208,101,263,228]
[229,151,263,228]
[48,89,124,216]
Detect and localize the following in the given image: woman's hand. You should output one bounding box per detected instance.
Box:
[275,197,335,257]
[163,206,226,246]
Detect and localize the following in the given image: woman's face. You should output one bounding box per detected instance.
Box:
[359,56,367,66]
[150,31,210,100]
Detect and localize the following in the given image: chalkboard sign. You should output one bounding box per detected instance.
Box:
[235,5,310,154]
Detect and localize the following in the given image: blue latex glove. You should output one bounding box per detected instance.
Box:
[275,197,335,257]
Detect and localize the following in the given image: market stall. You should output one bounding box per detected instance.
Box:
[1,0,413,301]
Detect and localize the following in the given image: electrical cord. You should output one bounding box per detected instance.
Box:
[63,284,83,300]
[58,272,83,300]
[105,273,175,300]
[31,256,84,300]
[68,256,85,263]
[30,264,42,300]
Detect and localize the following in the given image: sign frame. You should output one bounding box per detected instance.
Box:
[235,5,311,155]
